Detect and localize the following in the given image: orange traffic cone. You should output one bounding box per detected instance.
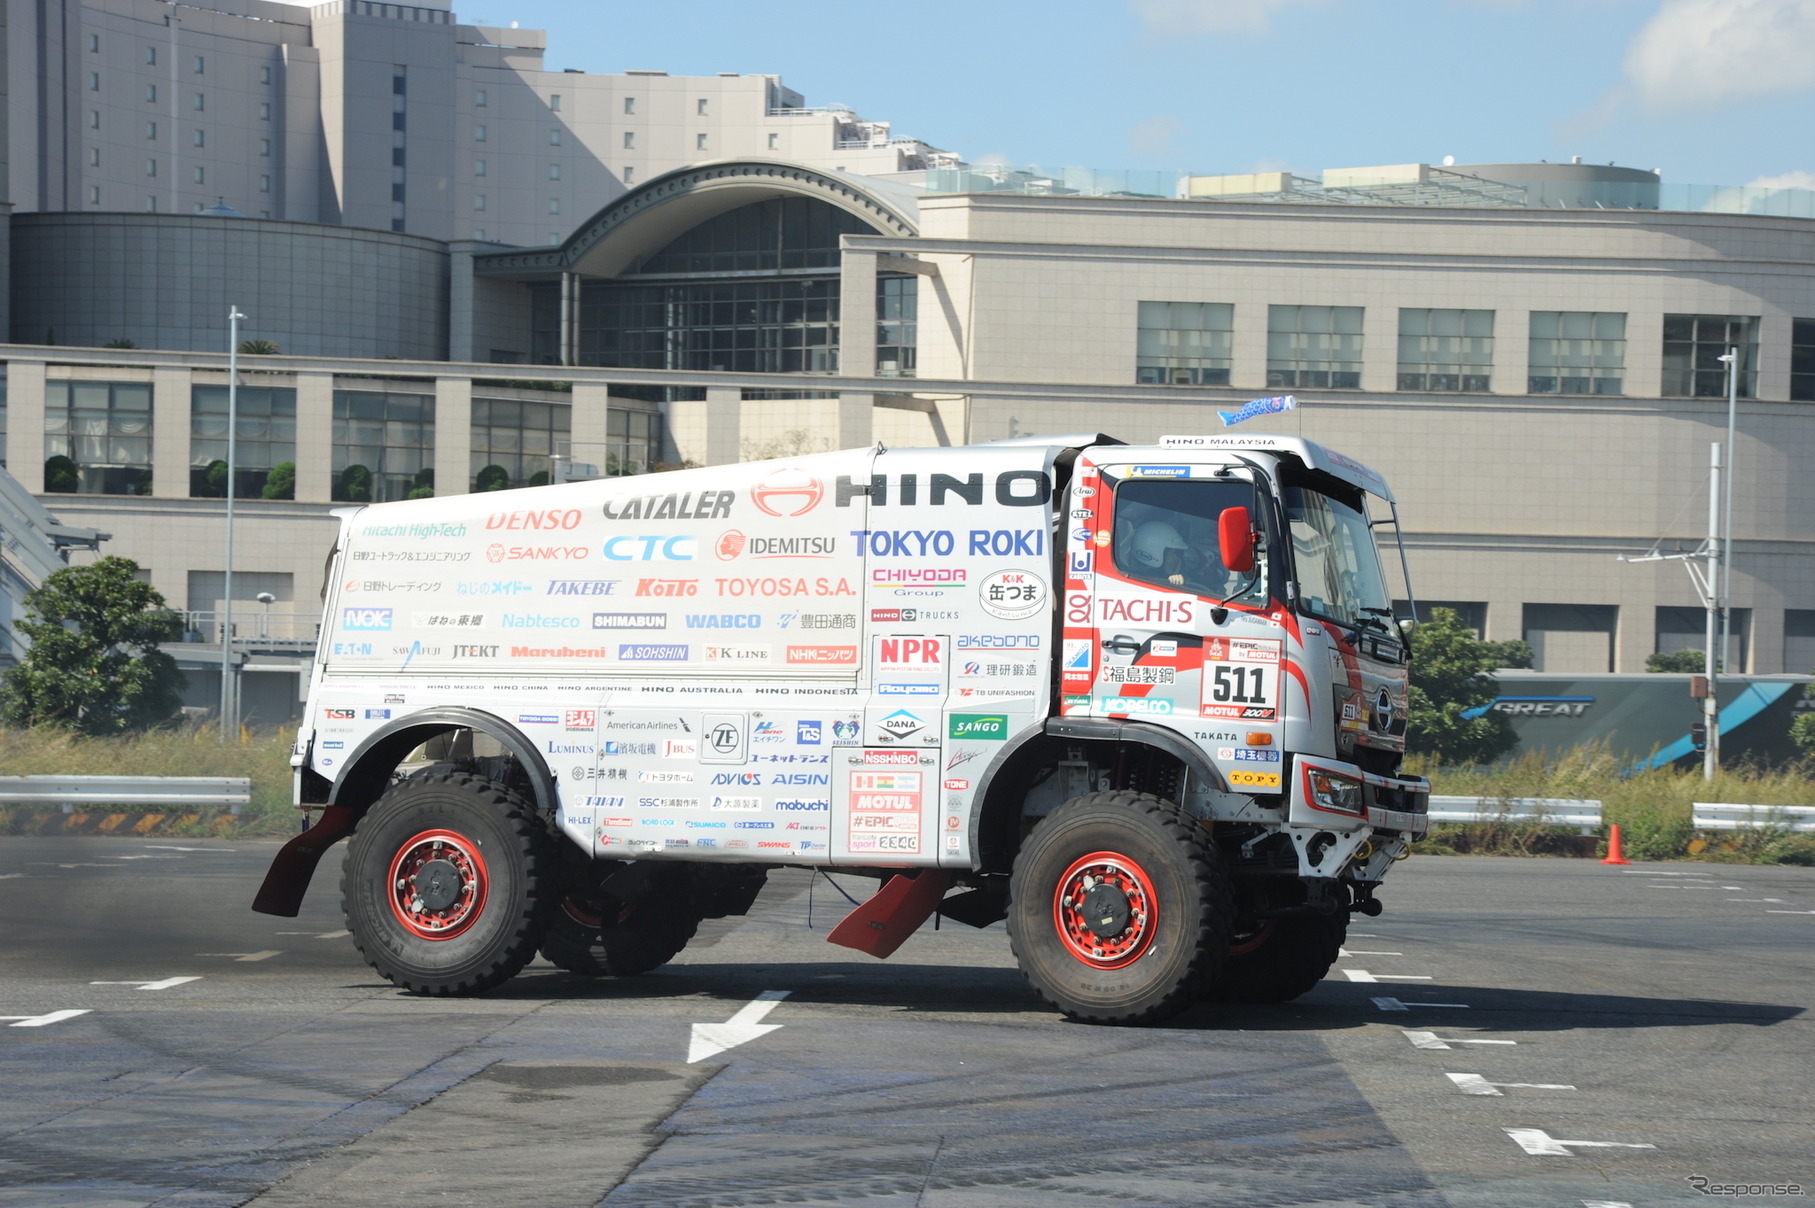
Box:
[1601,824,1630,865]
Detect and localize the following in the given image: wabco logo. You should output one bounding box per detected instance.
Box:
[342,608,392,630]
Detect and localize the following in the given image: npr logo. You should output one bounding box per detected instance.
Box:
[878,637,942,667]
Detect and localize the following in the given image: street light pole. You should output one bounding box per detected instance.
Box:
[221,305,245,740]
[1716,346,1739,674]
[1703,442,1721,781]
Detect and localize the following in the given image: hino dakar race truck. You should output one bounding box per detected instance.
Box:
[253,431,1429,1025]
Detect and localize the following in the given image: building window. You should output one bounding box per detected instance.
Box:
[697,98,709,116]
[43,382,153,495]
[474,89,487,107]
[90,110,101,130]
[390,182,404,203]
[549,163,561,180]
[89,147,101,167]
[194,55,205,74]
[259,102,271,121]
[1398,308,1493,392]
[474,159,487,177]
[1655,605,1750,672]
[260,175,271,193]
[607,409,661,476]
[696,133,709,151]
[1136,301,1233,386]
[1391,600,1487,636]
[331,392,434,502]
[1529,311,1626,395]
[190,386,296,498]
[147,158,157,177]
[193,129,205,147]
[260,66,272,85]
[392,111,406,132]
[473,194,486,212]
[194,92,205,111]
[470,399,572,490]
[1267,305,1362,389]
[768,132,779,150]
[89,185,101,205]
[1791,319,1815,401]
[623,166,635,184]
[622,131,635,149]
[624,97,636,115]
[146,47,157,66]
[549,198,561,215]
[146,84,157,102]
[147,121,157,140]
[90,72,102,91]
[193,166,205,184]
[392,69,406,96]
[1786,609,1815,675]
[146,196,157,212]
[549,128,561,146]
[576,278,842,373]
[260,138,271,157]
[1662,314,1758,398]
[877,276,917,378]
[1523,603,1618,672]
[550,94,561,112]
[90,33,100,52]
[391,146,405,167]
[474,228,485,241]
[475,124,487,142]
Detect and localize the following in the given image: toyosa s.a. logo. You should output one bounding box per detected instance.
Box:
[750,467,824,517]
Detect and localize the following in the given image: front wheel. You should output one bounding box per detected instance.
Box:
[1007,791,1232,1025]
[1205,911,1348,1004]
[539,865,700,977]
[341,771,556,995]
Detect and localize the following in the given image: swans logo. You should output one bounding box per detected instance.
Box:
[751,467,824,517]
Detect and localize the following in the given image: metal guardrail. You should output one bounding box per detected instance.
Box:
[1692,803,1815,834]
[0,775,252,815]
[1425,796,1603,835]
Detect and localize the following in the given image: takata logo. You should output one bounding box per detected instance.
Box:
[750,467,825,517]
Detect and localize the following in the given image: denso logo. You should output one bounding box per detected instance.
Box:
[342,608,392,631]
[879,637,942,666]
[487,544,589,563]
[603,535,696,562]
[750,467,825,517]
[1098,596,1196,625]
[486,508,583,531]
[833,471,1051,508]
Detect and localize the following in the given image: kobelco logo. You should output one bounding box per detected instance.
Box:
[751,467,824,517]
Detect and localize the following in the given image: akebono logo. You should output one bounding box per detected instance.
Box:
[342,608,392,630]
[486,508,582,530]
[602,490,734,521]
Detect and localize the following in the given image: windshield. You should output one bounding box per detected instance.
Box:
[1283,482,1393,631]
[1110,477,1269,606]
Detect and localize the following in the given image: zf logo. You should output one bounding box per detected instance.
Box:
[709,723,741,754]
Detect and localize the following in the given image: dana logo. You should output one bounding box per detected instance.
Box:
[342,608,392,630]
[948,713,1008,740]
[878,709,924,740]
[603,535,696,562]
[750,466,825,517]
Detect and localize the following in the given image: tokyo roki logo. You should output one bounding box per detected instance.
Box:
[750,467,824,518]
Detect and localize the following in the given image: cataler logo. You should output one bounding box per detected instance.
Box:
[751,467,824,517]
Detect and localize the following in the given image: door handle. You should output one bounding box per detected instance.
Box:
[1101,635,1142,655]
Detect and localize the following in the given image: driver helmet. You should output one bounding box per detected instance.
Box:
[1130,521,1191,573]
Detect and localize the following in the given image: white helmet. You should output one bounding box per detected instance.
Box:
[1130,521,1190,571]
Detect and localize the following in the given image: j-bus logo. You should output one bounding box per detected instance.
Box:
[751,468,825,517]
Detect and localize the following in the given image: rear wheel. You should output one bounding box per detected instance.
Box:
[1206,911,1348,1003]
[1007,791,1231,1025]
[539,864,700,977]
[341,771,556,995]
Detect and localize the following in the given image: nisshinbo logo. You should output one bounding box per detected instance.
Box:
[603,535,696,562]
[342,608,392,630]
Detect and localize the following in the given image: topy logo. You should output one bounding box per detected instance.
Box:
[342,607,392,630]
[750,467,825,517]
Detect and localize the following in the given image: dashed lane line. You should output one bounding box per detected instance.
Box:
[1340,948,1403,956]
[1445,1072,1576,1096]
[1503,1127,1655,1156]
[196,950,283,961]
[1404,1030,1516,1050]
[1371,997,1469,1012]
[90,977,202,990]
[1344,969,1433,982]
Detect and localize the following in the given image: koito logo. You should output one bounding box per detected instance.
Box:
[485,508,582,531]
[751,467,825,517]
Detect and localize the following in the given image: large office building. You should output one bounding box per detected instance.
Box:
[3,1,1813,720]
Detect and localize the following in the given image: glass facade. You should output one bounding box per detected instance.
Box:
[606,409,661,476]
[577,279,840,373]
[1267,305,1362,389]
[1528,311,1626,395]
[1398,308,1493,392]
[44,380,152,495]
[1136,301,1233,386]
[190,385,296,498]
[331,391,434,502]
[877,276,916,377]
[471,398,570,491]
[1661,314,1758,398]
[1793,318,1815,402]
[638,198,871,274]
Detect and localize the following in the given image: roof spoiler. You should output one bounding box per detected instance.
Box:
[978,432,1125,449]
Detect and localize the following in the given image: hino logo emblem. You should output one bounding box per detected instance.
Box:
[1372,687,1395,731]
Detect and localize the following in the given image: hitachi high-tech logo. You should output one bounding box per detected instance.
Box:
[750,467,825,517]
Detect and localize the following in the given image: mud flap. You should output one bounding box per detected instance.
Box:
[826,870,956,959]
[250,805,361,917]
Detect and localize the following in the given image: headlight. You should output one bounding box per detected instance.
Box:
[1308,769,1365,815]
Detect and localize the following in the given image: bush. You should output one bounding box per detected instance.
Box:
[44,455,79,494]
[1647,649,1706,673]
[262,461,296,501]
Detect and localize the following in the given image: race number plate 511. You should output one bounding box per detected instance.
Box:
[1201,637,1281,721]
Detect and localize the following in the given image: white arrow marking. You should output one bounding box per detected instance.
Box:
[1504,1127,1655,1156]
[1341,948,1403,956]
[90,977,202,990]
[688,990,790,1063]
[1404,1030,1516,1050]
[2,1010,91,1027]
[197,950,282,961]
[1344,969,1432,983]
[1371,997,1469,1011]
[1447,1073,1576,1096]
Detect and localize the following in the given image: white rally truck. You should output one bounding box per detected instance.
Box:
[253,432,1428,1024]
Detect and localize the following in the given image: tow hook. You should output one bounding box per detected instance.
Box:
[1348,893,1384,917]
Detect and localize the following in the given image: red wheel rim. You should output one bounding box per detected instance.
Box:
[1227,918,1276,957]
[386,829,488,940]
[1051,850,1158,970]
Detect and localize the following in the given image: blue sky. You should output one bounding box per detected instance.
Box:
[435,0,1812,187]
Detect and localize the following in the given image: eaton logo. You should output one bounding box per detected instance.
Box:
[342,608,393,631]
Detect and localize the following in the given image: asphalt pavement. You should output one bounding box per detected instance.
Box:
[0,836,1809,1208]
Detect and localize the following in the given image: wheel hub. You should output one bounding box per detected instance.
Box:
[413,859,463,912]
[386,830,489,940]
[1052,852,1158,970]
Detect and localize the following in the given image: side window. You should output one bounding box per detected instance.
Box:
[1109,478,1265,602]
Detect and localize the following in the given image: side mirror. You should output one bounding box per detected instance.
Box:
[1217,506,1256,575]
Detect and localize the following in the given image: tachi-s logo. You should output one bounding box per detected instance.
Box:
[751,467,824,517]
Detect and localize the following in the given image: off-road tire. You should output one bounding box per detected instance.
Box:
[1007,790,1232,1025]
[538,865,700,977]
[1206,912,1348,1004]
[341,771,556,995]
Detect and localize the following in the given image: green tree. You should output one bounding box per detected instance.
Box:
[1482,638,1534,669]
[336,464,372,503]
[474,464,511,492]
[406,467,435,500]
[238,338,281,355]
[1,557,185,735]
[103,337,139,349]
[1407,607,1519,765]
[1646,648,1707,673]
[262,461,296,500]
[1792,711,1815,758]
[43,455,79,494]
[199,459,229,498]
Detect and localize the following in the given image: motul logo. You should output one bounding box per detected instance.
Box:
[486,509,582,531]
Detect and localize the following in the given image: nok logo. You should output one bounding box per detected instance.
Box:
[750,467,825,517]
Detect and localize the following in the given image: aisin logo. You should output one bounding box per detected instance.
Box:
[751,467,824,517]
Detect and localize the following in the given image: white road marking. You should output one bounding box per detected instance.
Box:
[315,930,351,939]
[1625,871,1702,876]
[197,950,283,961]
[34,863,117,869]
[1344,969,1432,983]
[1647,883,1716,888]
[0,873,22,880]
[89,977,202,990]
[1503,1127,1655,1156]
[1766,910,1815,915]
[1404,1030,1516,1050]
[1340,949,1403,956]
[1446,1072,1576,1096]
[1371,997,1468,1011]
[1582,1201,1636,1208]
[2,1010,91,1027]
[113,855,182,861]
[1721,885,1743,890]
[1728,898,1786,903]
[143,845,236,853]
[688,990,790,1063]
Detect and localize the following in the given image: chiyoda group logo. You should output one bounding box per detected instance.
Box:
[750,467,825,517]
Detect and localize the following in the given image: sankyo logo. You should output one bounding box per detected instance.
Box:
[948,713,1009,740]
